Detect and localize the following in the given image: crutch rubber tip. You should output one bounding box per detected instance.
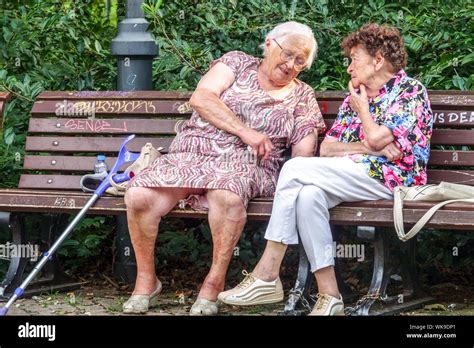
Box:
[0,306,9,316]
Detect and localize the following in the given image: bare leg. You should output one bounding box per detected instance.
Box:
[124,186,204,294]
[314,266,339,297]
[251,241,288,281]
[197,190,247,301]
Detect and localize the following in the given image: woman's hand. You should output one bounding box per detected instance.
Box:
[364,140,402,162]
[239,127,274,161]
[348,81,370,116]
[349,81,395,150]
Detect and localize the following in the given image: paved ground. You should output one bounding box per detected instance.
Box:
[2,281,472,316]
[1,282,282,316]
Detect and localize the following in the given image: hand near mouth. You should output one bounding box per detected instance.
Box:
[348,80,369,116]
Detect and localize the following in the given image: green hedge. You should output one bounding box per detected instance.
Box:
[145,0,473,90]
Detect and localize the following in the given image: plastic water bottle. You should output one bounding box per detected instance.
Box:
[94,154,108,174]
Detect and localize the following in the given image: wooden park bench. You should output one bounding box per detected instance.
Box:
[0,90,472,315]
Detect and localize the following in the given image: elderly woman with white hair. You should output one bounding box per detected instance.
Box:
[123,21,326,315]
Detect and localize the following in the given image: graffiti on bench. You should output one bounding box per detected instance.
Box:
[63,119,128,133]
[55,100,158,117]
[433,111,474,125]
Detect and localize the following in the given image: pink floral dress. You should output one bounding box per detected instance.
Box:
[128,51,326,208]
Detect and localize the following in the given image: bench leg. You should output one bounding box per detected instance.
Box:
[353,227,392,315]
[384,236,434,313]
[113,215,137,284]
[33,214,82,290]
[349,227,434,315]
[0,212,28,298]
[0,213,83,298]
[280,243,314,315]
[401,238,421,297]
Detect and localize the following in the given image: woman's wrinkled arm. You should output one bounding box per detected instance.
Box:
[189,62,245,135]
[319,137,369,157]
[189,62,273,159]
[291,130,318,157]
[320,137,402,161]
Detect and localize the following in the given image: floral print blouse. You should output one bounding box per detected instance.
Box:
[325,70,433,190]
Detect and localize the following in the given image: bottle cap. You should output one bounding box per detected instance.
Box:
[97,154,106,161]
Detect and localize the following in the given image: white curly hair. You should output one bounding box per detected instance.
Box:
[261,21,318,69]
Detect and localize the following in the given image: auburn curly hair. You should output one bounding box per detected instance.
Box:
[341,23,407,72]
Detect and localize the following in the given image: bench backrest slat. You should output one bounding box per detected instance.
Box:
[17,169,474,190]
[21,150,474,172]
[25,136,174,153]
[0,92,11,119]
[31,99,191,117]
[28,118,185,134]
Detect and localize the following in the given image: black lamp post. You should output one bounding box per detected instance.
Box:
[111,0,158,283]
[111,0,158,91]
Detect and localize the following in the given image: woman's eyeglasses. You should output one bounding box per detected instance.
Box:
[273,39,308,72]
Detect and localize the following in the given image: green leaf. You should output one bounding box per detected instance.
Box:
[60,239,80,247]
[3,127,15,146]
[452,75,466,90]
[461,52,474,66]
[94,40,102,53]
[408,37,423,52]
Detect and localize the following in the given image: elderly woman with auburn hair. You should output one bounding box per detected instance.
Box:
[219,23,433,316]
[123,21,326,315]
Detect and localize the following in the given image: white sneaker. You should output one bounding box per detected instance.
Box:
[218,270,284,306]
[309,293,345,316]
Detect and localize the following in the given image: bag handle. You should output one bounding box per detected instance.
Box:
[394,188,474,241]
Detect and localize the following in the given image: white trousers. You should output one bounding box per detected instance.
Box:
[264,156,393,272]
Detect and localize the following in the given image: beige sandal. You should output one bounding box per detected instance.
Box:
[189,298,220,316]
[122,279,162,314]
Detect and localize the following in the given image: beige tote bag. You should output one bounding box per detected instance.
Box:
[393,182,474,241]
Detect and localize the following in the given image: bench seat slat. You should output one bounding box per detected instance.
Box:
[0,189,472,229]
[3,188,474,210]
